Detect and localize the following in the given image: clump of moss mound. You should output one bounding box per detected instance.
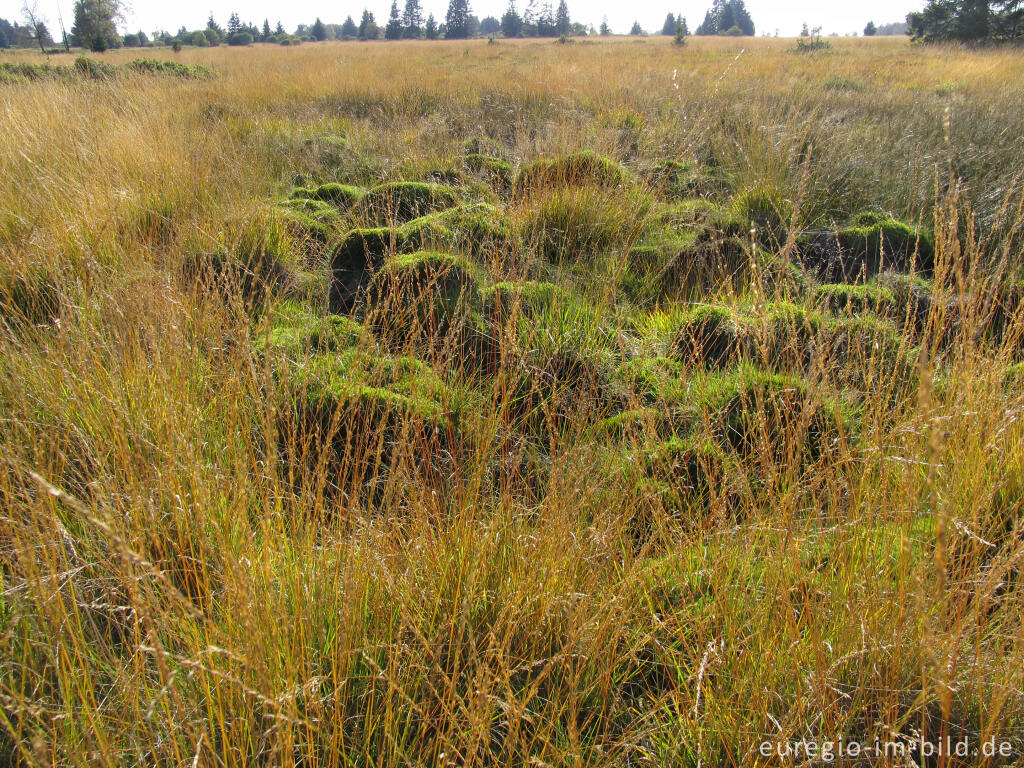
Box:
[328,218,457,312]
[670,305,748,369]
[408,203,516,256]
[749,302,825,371]
[279,197,343,248]
[257,301,366,357]
[184,213,297,308]
[464,154,514,192]
[636,435,742,528]
[644,160,730,200]
[799,212,935,282]
[815,283,898,316]
[499,347,625,443]
[280,352,466,497]
[680,366,850,463]
[364,252,494,365]
[0,267,61,329]
[355,181,461,224]
[514,151,629,194]
[480,281,566,323]
[614,357,687,406]
[290,183,365,211]
[822,315,919,402]
[523,186,649,263]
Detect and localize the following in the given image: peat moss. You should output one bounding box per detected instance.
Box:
[514,151,629,194]
[670,305,747,369]
[464,154,514,191]
[290,183,365,211]
[258,301,365,357]
[637,435,740,523]
[815,283,898,316]
[799,213,934,282]
[355,181,461,224]
[408,203,515,256]
[823,315,919,401]
[729,184,794,248]
[279,197,343,247]
[480,281,566,322]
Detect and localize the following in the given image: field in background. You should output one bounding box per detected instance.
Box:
[2,36,1024,766]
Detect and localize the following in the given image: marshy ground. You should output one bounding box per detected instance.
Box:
[2,35,1024,767]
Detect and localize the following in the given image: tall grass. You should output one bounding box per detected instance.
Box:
[1,37,1024,766]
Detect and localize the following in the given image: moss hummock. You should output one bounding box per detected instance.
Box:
[355,181,461,224]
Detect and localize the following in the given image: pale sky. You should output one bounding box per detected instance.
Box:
[2,0,921,39]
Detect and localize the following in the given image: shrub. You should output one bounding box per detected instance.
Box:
[124,58,214,79]
[73,57,116,79]
[514,151,629,194]
[191,31,210,47]
[227,31,254,46]
[355,181,460,225]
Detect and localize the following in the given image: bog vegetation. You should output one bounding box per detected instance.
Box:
[1,36,1024,767]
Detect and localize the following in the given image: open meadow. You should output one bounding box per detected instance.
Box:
[2,35,1024,766]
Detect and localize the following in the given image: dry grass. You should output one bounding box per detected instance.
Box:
[1,36,1024,767]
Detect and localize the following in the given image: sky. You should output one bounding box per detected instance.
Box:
[2,0,923,39]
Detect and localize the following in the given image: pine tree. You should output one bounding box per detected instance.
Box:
[274,20,285,35]
[402,0,423,37]
[311,17,327,40]
[863,20,877,35]
[207,13,223,36]
[662,12,676,34]
[385,1,403,39]
[341,16,358,37]
[501,0,523,36]
[907,0,1022,41]
[555,0,570,35]
[227,12,241,35]
[599,16,610,34]
[425,13,439,38]
[261,19,271,40]
[695,0,754,35]
[630,20,643,34]
[446,0,471,38]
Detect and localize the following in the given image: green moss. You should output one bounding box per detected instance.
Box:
[365,251,486,352]
[1005,362,1024,390]
[591,407,669,442]
[464,154,514,191]
[290,183,365,211]
[409,203,515,256]
[815,283,898,316]
[480,281,566,323]
[754,301,825,369]
[803,214,935,282]
[638,435,739,520]
[356,181,461,224]
[258,302,365,357]
[279,197,343,246]
[646,160,695,199]
[514,151,629,194]
[824,315,919,401]
[670,305,747,368]
[615,357,687,405]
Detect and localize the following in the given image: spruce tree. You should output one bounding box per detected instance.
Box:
[501,0,523,36]
[402,0,423,37]
[385,1,403,39]
[662,12,677,34]
[446,0,471,38]
[555,0,570,35]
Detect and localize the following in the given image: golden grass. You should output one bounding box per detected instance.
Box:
[1,37,1024,766]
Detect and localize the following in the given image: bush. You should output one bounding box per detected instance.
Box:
[227,31,254,46]
[73,57,116,79]
[124,58,214,79]
[191,31,210,47]
[355,182,460,225]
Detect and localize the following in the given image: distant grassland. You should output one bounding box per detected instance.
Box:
[2,36,1024,767]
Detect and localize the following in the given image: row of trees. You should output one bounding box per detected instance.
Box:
[907,0,1024,41]
[627,1,754,37]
